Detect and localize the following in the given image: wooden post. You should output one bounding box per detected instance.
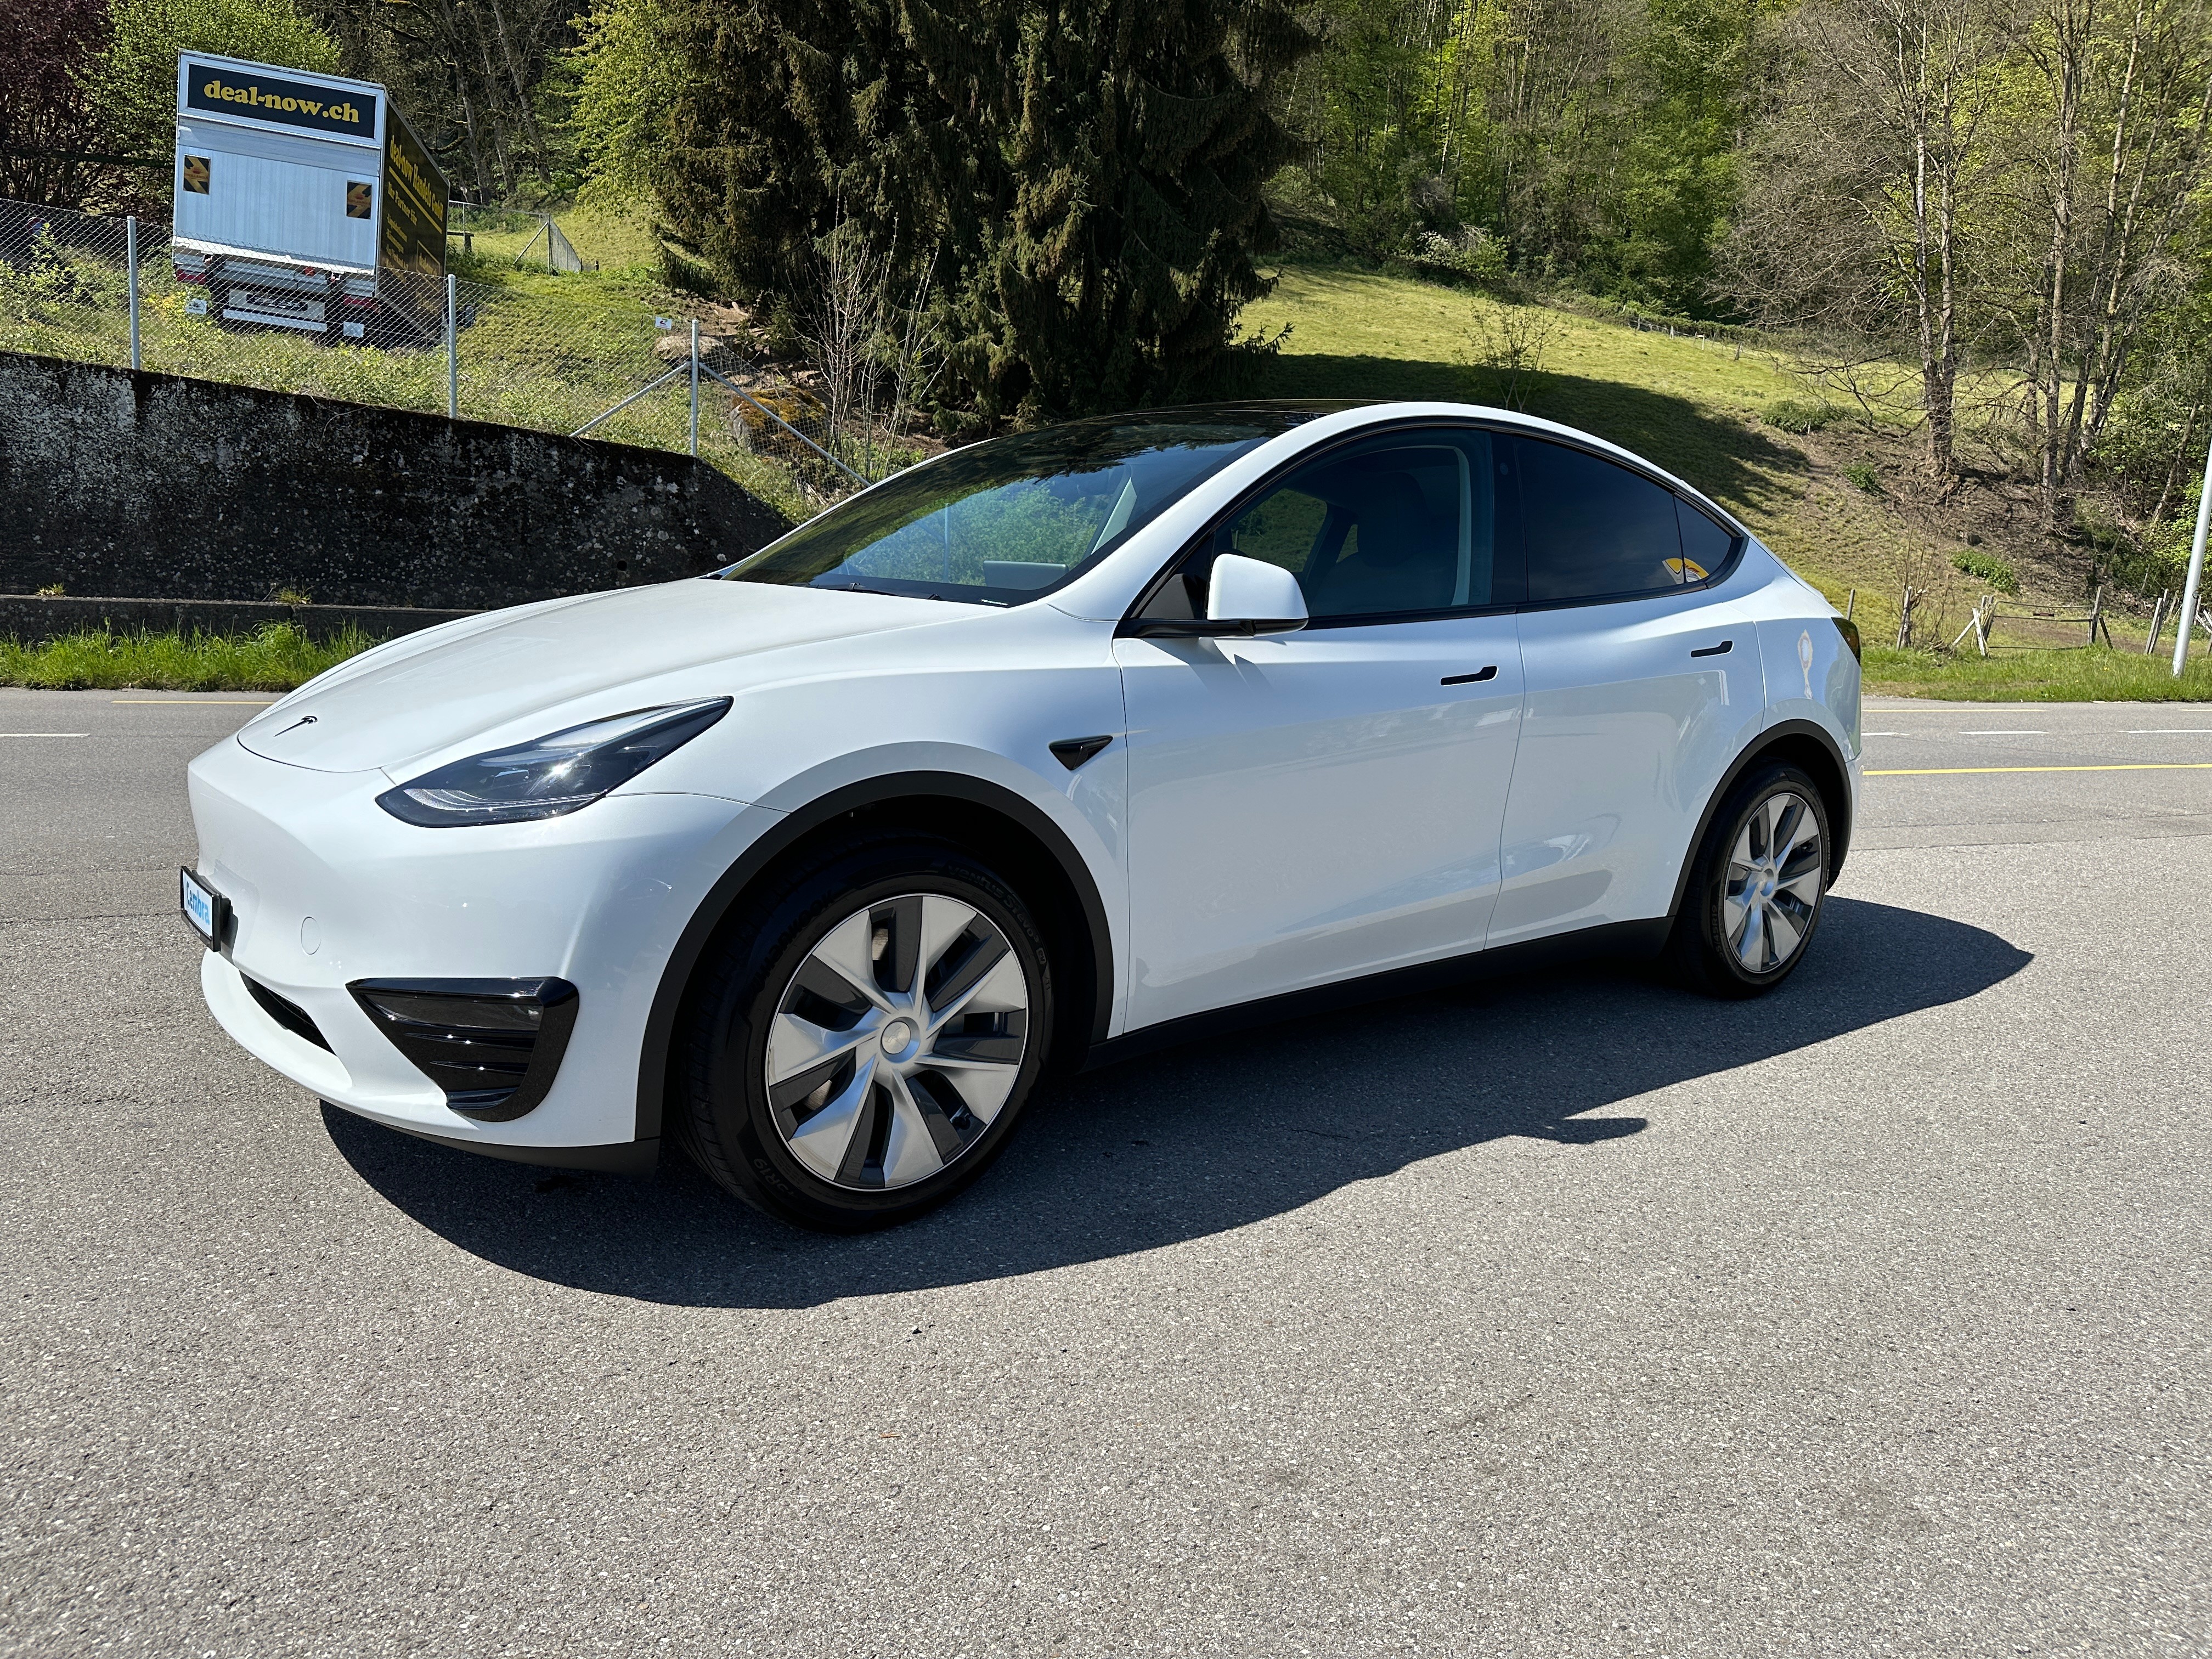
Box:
[1844,588,1857,620]
[1975,595,1993,657]
[1895,584,1915,650]
[2087,584,2104,646]
[2146,592,2169,655]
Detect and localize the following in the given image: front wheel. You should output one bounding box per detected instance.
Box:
[1666,762,1832,998]
[673,835,1054,1231]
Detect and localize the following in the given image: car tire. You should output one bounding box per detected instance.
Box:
[1665,761,1832,999]
[672,833,1056,1232]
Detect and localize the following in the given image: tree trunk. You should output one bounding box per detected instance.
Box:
[2036,0,2087,529]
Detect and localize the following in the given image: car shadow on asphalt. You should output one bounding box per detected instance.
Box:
[325,896,2030,1308]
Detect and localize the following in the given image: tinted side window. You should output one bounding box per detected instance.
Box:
[1518,437,1685,602]
[1152,431,1502,623]
[1675,498,1737,582]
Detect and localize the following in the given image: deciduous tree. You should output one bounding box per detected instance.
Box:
[0,0,112,208]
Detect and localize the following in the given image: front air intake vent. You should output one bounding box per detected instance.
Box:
[348,978,579,1122]
[243,975,332,1052]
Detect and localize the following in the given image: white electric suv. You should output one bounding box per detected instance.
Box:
[186,400,1862,1231]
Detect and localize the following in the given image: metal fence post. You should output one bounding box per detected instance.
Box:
[126,216,141,372]
[689,319,700,457]
[2174,428,2212,677]
[445,274,459,421]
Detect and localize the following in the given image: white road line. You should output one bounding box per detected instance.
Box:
[0,733,89,738]
[1961,729,2045,735]
[2127,729,2212,734]
[1863,730,1910,736]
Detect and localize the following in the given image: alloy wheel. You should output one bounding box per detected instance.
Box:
[1722,791,1824,975]
[764,894,1031,1191]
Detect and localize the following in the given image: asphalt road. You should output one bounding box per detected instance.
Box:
[2,690,2207,1657]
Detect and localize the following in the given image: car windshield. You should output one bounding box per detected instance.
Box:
[720,406,1346,605]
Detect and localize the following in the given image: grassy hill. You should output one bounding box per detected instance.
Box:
[1244,262,2212,699]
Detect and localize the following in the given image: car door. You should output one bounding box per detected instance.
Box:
[1115,427,1527,1031]
[1489,433,1765,949]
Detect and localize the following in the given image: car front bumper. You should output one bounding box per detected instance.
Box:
[188,735,763,1161]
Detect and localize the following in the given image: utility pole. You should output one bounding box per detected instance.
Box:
[2174,426,2212,678]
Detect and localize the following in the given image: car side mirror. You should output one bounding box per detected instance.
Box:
[1125,552,1310,639]
[1202,554,1308,635]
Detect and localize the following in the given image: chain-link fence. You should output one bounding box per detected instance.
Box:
[449,205,592,273]
[0,194,914,522]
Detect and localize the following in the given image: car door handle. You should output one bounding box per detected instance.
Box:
[1440,666,1498,686]
[1690,639,1733,658]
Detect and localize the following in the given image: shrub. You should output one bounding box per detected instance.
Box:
[1762,397,1838,434]
[1404,228,1513,289]
[1842,462,1881,493]
[1951,549,2018,593]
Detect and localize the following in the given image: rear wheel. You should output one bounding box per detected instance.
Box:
[673,835,1054,1231]
[1666,761,1831,998]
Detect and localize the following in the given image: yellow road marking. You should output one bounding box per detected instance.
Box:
[1867,762,2212,776]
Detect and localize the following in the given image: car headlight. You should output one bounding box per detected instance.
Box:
[376,698,731,827]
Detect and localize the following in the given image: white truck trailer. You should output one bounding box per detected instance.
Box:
[170,53,449,343]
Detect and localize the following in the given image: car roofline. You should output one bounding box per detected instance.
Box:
[1266,399,1752,543]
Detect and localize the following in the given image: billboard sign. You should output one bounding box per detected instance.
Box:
[181,58,381,145]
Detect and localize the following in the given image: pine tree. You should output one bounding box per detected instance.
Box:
[934,0,1313,421]
[653,0,1313,425]
[652,0,923,300]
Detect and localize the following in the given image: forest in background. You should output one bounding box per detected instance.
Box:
[7,0,2212,605]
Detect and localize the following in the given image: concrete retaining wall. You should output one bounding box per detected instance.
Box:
[0,351,793,613]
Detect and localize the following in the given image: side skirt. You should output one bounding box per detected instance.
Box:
[1080,918,1672,1073]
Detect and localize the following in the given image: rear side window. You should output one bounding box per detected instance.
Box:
[1519,436,1701,602]
[1675,498,1737,582]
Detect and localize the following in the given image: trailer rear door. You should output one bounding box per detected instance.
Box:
[172,55,386,270]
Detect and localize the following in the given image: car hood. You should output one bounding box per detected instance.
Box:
[236,580,955,774]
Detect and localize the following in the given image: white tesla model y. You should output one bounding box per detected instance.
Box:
[185,401,1861,1230]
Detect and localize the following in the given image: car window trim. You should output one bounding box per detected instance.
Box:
[1118,415,1748,633]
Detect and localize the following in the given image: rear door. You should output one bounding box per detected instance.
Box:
[1491,435,1764,948]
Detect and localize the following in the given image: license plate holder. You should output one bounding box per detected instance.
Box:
[179,866,230,950]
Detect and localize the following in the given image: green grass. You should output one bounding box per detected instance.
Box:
[453,204,667,275]
[1864,644,2212,701]
[0,625,377,691]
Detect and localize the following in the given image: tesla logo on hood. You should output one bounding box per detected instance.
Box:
[273,714,319,737]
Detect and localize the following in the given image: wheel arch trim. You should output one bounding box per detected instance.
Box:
[633,770,1116,1143]
[1666,718,1854,922]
